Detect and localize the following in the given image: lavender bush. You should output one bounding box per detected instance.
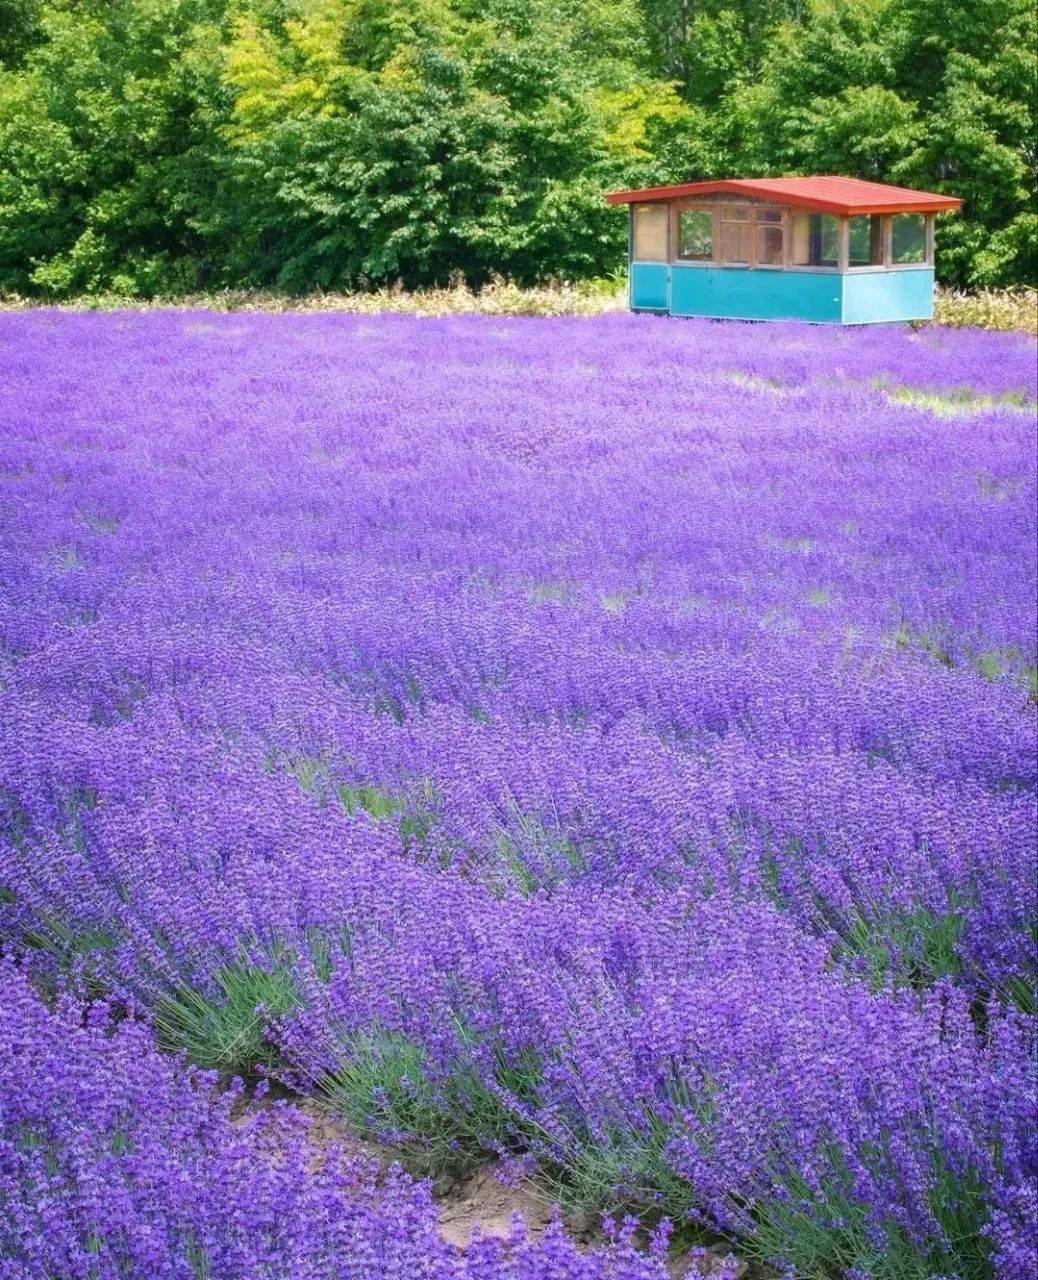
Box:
[0,961,682,1278]
[0,310,1035,1276]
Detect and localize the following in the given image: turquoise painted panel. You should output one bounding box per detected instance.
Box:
[630,262,669,311]
[668,265,842,322]
[841,268,934,323]
[628,262,934,324]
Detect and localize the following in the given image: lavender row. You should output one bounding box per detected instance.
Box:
[0,963,680,1279]
[1,311,1035,1275]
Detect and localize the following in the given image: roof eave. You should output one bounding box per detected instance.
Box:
[605,185,962,215]
[845,200,963,215]
[604,183,723,205]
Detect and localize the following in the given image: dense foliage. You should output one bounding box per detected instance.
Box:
[1,311,1035,1275]
[0,0,1034,296]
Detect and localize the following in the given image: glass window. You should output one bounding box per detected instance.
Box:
[678,209,714,261]
[722,220,750,264]
[892,212,925,263]
[757,223,785,266]
[849,214,884,266]
[715,205,751,262]
[633,204,668,262]
[757,209,783,224]
[791,213,839,267]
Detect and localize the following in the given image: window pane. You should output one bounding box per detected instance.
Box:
[678,209,714,260]
[722,221,750,263]
[633,204,668,262]
[892,213,925,263]
[722,205,750,221]
[792,214,812,265]
[849,214,884,266]
[757,224,784,266]
[816,214,840,266]
[757,209,782,224]
[792,213,839,267]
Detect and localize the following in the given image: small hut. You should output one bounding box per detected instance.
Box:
[605,176,961,324]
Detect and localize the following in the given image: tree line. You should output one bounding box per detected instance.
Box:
[0,0,1034,297]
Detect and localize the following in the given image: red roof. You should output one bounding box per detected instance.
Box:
[605,176,962,215]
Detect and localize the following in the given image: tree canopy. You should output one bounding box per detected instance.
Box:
[0,0,1034,295]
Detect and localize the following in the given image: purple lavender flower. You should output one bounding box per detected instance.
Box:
[0,310,1034,1275]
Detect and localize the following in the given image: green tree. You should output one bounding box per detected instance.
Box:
[889,0,1037,284]
[0,0,1033,294]
[0,0,45,68]
[208,0,689,288]
[0,0,228,294]
[723,0,1036,285]
[635,0,822,117]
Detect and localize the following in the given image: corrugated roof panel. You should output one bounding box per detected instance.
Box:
[605,176,961,215]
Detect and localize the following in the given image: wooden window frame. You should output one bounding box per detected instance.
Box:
[786,211,842,273]
[842,215,889,274]
[754,209,786,270]
[720,204,753,267]
[842,212,933,273]
[630,202,670,264]
[673,204,717,264]
[845,214,887,272]
[888,210,930,269]
[657,203,936,273]
[669,200,789,269]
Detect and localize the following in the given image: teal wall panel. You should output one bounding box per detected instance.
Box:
[630,262,669,311]
[841,269,934,323]
[628,262,934,324]
[669,265,842,322]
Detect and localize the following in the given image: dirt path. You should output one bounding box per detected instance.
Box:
[250,1091,745,1274]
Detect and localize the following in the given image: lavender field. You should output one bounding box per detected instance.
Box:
[1,310,1036,1279]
